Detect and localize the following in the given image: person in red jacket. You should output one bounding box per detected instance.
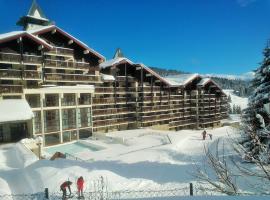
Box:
[77,176,84,198]
[60,180,72,199]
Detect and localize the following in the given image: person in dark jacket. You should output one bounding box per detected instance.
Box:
[202,129,207,140]
[60,180,72,199]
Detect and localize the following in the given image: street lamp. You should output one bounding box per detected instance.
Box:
[35,136,43,160]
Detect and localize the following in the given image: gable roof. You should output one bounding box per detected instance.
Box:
[164,74,200,87]
[99,57,133,68]
[0,31,53,49]
[29,25,105,60]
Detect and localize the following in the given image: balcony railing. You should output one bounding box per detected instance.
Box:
[23,55,42,64]
[0,84,23,93]
[24,70,41,80]
[0,52,21,63]
[45,73,100,82]
[45,47,74,56]
[44,59,90,69]
[0,52,42,64]
[0,69,41,80]
[0,69,21,79]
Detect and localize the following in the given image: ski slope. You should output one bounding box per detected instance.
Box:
[223,89,248,111]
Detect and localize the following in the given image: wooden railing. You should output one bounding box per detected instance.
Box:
[0,84,23,93]
[44,59,90,69]
[0,69,21,79]
[45,73,100,82]
[23,55,42,64]
[0,52,21,63]
[45,47,74,56]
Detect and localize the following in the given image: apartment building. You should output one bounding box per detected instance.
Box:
[0,1,228,146]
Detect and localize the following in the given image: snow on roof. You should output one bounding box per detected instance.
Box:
[99,57,134,68]
[197,78,211,86]
[25,85,95,94]
[0,99,34,123]
[165,74,199,86]
[0,31,53,49]
[29,25,105,60]
[101,73,115,81]
[0,31,24,40]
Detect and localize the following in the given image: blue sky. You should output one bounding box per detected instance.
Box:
[0,0,270,74]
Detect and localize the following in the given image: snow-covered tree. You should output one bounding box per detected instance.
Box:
[242,41,270,162]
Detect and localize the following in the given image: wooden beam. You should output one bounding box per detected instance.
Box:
[83,49,89,54]
[146,74,152,77]
[136,66,141,70]
[68,40,74,45]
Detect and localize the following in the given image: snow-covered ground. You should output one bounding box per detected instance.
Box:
[0,126,239,196]
[223,89,248,111]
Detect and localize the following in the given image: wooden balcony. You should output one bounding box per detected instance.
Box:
[138,86,161,93]
[169,119,196,128]
[45,73,100,83]
[23,55,42,64]
[44,59,90,70]
[45,47,74,56]
[0,69,21,79]
[141,114,171,123]
[0,52,21,63]
[116,76,135,82]
[93,117,136,127]
[24,70,42,80]
[95,87,136,94]
[0,84,23,94]
[93,107,134,116]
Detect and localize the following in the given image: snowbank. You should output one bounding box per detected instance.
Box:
[16,141,38,167]
[223,89,248,110]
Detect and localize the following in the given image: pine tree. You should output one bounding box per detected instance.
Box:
[242,41,270,162]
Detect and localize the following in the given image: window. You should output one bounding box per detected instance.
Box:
[33,111,42,134]
[62,109,76,130]
[44,110,60,132]
[45,94,59,107]
[26,94,40,108]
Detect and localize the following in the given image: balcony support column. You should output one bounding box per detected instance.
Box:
[18,37,24,80]
[75,93,80,140]
[59,93,63,143]
[140,66,144,127]
[40,93,45,146]
[195,90,199,129]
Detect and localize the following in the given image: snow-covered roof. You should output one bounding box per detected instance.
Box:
[101,74,115,81]
[165,74,200,86]
[29,25,105,60]
[197,78,211,86]
[0,99,34,123]
[0,31,53,49]
[99,57,134,69]
[0,25,105,60]
[24,85,95,94]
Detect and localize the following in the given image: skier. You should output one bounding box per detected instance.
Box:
[60,180,72,199]
[77,176,84,199]
[208,133,213,140]
[202,129,207,140]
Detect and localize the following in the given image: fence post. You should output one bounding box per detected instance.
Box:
[189,183,193,196]
[45,188,49,199]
